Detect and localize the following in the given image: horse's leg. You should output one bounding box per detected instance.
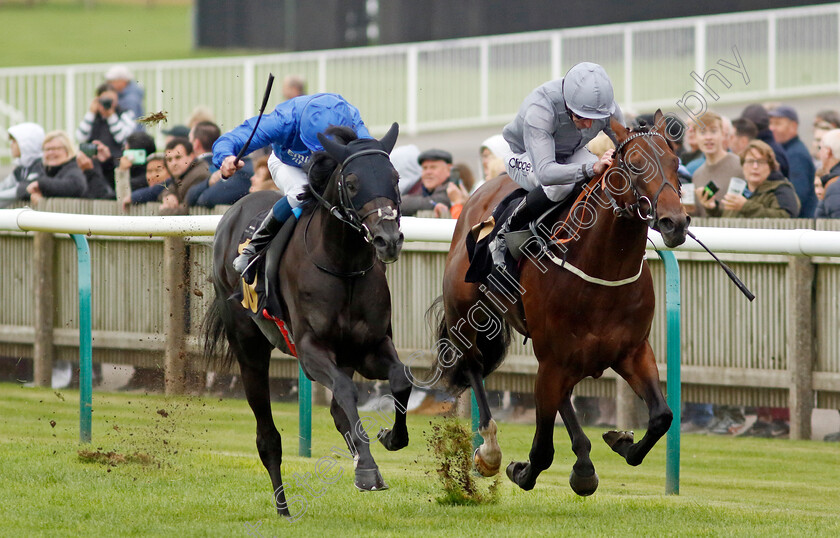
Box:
[357,336,411,451]
[228,319,289,515]
[297,334,387,491]
[444,293,502,477]
[506,364,563,491]
[466,367,501,477]
[558,394,599,496]
[603,341,673,466]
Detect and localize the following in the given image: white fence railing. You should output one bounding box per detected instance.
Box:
[1,3,840,156]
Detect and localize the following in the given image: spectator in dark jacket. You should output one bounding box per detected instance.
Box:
[158,138,209,215]
[76,150,115,200]
[816,129,840,218]
[401,148,454,216]
[19,131,86,203]
[185,121,251,208]
[740,104,790,179]
[122,152,168,211]
[769,105,817,217]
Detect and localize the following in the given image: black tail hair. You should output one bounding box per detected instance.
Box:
[200,291,237,372]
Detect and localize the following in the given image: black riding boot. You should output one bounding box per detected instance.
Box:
[233,211,284,275]
[490,187,555,271]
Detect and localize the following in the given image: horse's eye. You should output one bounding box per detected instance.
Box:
[345,174,359,195]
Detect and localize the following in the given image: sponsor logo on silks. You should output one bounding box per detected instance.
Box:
[285,149,311,167]
[241,275,259,313]
[508,157,533,174]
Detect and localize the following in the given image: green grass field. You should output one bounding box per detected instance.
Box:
[1,382,839,537]
[0,0,273,67]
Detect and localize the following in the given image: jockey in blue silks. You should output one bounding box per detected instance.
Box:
[213,93,371,274]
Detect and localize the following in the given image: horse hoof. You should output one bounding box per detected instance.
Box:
[473,447,500,477]
[378,428,408,452]
[603,430,634,455]
[354,467,389,491]
[569,469,599,497]
[505,461,533,490]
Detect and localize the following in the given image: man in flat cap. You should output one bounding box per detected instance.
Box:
[769,104,816,217]
[400,148,455,216]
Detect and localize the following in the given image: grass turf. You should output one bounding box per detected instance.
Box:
[1,382,839,536]
[0,0,274,68]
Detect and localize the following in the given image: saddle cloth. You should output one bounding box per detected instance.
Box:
[464,182,586,289]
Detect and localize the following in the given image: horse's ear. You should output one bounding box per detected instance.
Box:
[653,109,667,133]
[379,122,399,154]
[652,109,679,153]
[317,132,350,163]
[610,116,629,142]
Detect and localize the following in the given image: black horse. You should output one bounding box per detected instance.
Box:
[203,124,412,515]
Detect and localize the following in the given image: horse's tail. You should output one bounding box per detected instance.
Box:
[426,294,512,392]
[201,289,237,372]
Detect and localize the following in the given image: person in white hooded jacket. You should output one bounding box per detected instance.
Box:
[0,122,46,208]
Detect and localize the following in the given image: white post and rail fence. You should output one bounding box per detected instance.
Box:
[1,207,840,496]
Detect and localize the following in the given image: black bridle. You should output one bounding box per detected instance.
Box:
[307,148,400,244]
[603,130,680,222]
[305,146,401,278]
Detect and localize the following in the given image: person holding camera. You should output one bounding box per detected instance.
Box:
[76,82,137,185]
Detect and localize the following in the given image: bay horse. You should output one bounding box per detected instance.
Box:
[203,124,412,515]
[436,110,688,494]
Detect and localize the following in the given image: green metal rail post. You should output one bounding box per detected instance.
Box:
[657,250,681,495]
[71,234,93,444]
[298,364,312,457]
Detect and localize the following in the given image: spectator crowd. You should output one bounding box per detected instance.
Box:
[2,65,840,441]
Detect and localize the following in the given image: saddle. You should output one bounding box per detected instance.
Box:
[465,182,585,292]
[231,210,299,354]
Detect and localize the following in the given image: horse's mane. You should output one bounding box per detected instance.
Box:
[298,126,358,206]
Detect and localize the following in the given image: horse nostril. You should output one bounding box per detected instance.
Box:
[373,236,387,250]
[659,217,674,233]
[397,233,405,245]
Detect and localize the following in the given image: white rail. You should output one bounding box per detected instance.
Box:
[1,3,839,144]
[2,208,840,257]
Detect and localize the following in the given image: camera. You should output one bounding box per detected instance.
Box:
[99,97,114,110]
[79,142,97,157]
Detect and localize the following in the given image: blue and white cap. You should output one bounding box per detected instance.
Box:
[562,62,616,120]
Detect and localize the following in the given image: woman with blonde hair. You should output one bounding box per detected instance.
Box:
[19,130,86,203]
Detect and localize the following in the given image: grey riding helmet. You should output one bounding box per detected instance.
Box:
[562,62,616,119]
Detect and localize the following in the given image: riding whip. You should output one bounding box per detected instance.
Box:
[225,73,275,177]
[686,229,755,301]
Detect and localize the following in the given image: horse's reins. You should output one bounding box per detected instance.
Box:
[549,130,678,243]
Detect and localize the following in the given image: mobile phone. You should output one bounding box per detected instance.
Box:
[703,180,719,198]
[79,142,97,158]
[123,148,147,165]
[450,167,461,186]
